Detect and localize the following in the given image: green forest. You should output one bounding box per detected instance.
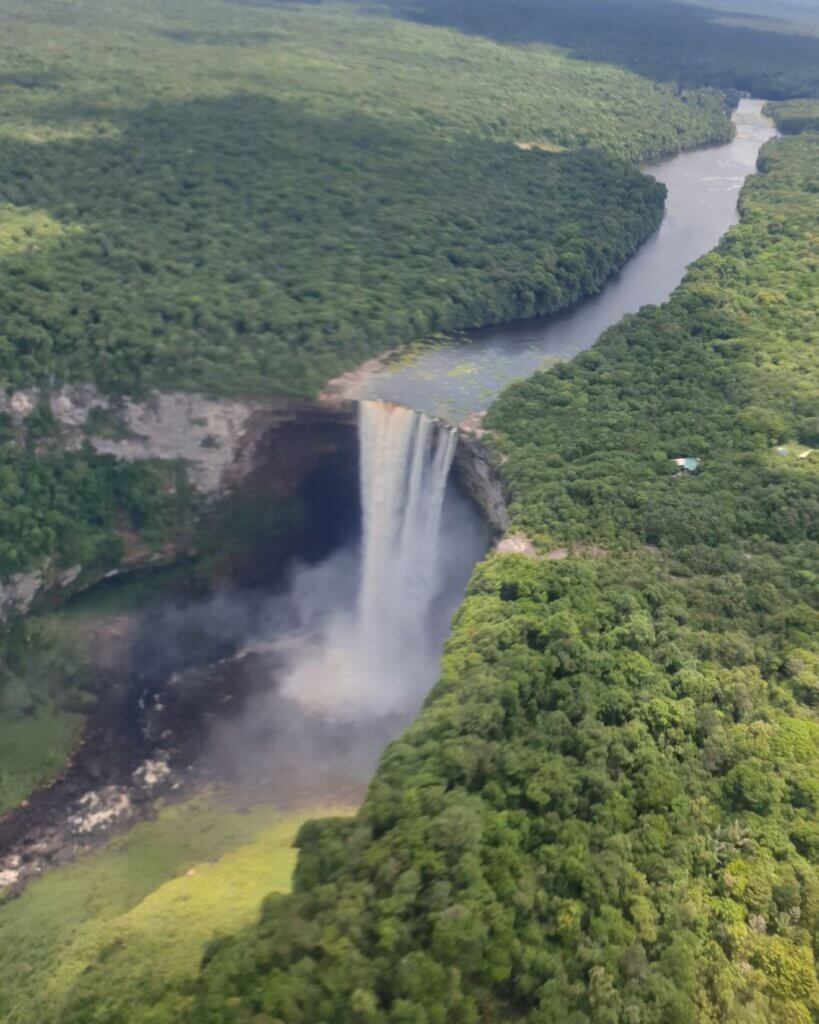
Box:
[0,0,731,399]
[394,0,819,100]
[0,2,817,1023]
[114,109,815,1024]
[0,0,735,581]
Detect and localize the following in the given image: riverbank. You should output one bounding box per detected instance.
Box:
[341,99,776,421]
[0,101,775,902]
[187,107,819,1024]
[0,790,358,1024]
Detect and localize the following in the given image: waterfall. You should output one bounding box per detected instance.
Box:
[275,398,461,718]
[357,400,457,678]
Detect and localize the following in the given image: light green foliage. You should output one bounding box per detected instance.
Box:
[487,132,819,553]
[0,616,92,814]
[0,0,729,401]
[2,3,817,1022]
[768,99,819,135]
[0,0,732,580]
[0,704,81,816]
[0,448,196,577]
[185,126,819,1024]
[0,792,354,1024]
[0,205,81,256]
[0,0,731,579]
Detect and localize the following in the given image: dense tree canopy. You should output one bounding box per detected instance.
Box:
[0,104,668,398]
[393,0,819,100]
[145,125,819,1024]
[767,99,819,135]
[0,0,732,578]
[0,0,731,400]
[0,4,817,1022]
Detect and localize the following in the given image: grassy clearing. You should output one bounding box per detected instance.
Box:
[0,790,355,1023]
[0,204,81,255]
[0,703,82,816]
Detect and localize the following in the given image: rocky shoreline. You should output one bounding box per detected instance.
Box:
[0,601,278,899]
[0,377,507,899]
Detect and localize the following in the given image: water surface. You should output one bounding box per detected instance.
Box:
[360,99,777,421]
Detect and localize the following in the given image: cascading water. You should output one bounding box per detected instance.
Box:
[357,400,457,680]
[274,398,472,719]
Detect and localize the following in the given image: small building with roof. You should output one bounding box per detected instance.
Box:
[672,457,700,472]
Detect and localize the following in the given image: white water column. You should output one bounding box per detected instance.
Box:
[357,400,457,680]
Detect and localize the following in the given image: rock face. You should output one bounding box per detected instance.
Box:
[496,533,539,558]
[0,384,359,616]
[0,570,44,618]
[2,384,266,495]
[35,384,357,500]
[81,390,266,495]
[454,432,509,535]
[225,396,358,502]
[1,383,498,613]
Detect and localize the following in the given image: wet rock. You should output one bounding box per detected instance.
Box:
[0,568,45,618]
[454,434,509,534]
[133,759,172,790]
[68,787,133,835]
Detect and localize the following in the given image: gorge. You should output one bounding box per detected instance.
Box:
[0,0,817,1013]
[0,100,782,898]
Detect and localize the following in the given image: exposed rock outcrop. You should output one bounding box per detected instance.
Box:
[0,570,44,618]
[454,432,509,535]
[0,384,359,617]
[8,384,265,495]
[496,533,539,558]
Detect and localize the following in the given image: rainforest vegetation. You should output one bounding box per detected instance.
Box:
[131,112,815,1024]
[0,2,817,1023]
[394,0,819,100]
[0,792,356,1024]
[0,0,731,400]
[767,99,819,135]
[0,0,737,582]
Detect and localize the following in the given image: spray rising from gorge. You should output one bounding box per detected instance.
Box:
[265,399,485,725]
[357,400,457,688]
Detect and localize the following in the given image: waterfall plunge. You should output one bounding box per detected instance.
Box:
[357,400,457,680]
[276,399,459,719]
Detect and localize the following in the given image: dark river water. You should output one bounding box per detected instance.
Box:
[358,99,778,421]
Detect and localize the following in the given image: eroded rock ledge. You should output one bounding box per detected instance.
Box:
[0,385,358,618]
[1,383,507,617]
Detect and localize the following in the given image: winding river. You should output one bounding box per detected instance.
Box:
[0,100,783,895]
[356,99,777,422]
[250,98,780,784]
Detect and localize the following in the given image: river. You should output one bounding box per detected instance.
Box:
[355,99,777,422]
[254,97,778,770]
[0,99,783,899]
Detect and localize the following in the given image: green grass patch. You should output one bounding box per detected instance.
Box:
[0,791,356,1023]
[0,703,82,816]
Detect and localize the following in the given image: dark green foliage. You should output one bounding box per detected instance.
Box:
[0,446,193,577]
[393,0,819,100]
[0,101,666,398]
[0,0,729,400]
[768,99,819,135]
[486,133,819,554]
[0,0,730,576]
[2,3,818,1022]
[182,131,819,1024]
